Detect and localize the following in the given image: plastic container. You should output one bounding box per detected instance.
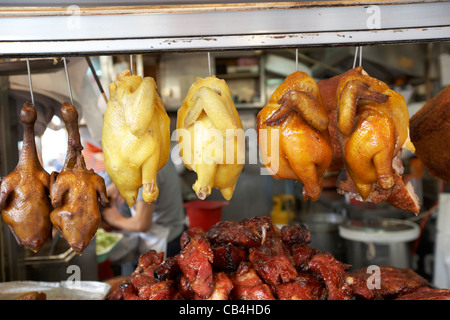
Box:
[183,200,229,232]
[339,218,420,269]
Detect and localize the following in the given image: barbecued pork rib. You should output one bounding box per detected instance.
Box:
[177,227,214,299]
[232,262,276,300]
[274,273,326,300]
[346,265,428,299]
[206,216,276,247]
[212,243,248,271]
[248,229,298,287]
[306,251,352,300]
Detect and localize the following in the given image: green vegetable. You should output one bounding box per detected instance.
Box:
[95,228,121,255]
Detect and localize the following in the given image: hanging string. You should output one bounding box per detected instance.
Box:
[353,46,363,68]
[207,52,212,77]
[295,48,299,71]
[63,57,74,105]
[130,55,135,75]
[26,58,34,106]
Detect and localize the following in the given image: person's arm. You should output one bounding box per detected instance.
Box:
[102,199,154,233]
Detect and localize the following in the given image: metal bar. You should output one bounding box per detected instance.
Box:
[0,26,448,57]
[0,2,448,42]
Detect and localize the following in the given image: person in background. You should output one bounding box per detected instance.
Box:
[80,132,186,276]
[99,157,187,275]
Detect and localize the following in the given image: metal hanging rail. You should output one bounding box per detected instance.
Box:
[0,1,449,56]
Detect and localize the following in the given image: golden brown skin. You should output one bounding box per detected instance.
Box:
[317,68,366,172]
[336,67,415,201]
[257,71,332,201]
[0,102,52,252]
[50,102,108,255]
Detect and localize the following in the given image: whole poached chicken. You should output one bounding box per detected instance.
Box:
[50,103,109,254]
[102,70,171,206]
[257,71,332,201]
[0,102,52,252]
[334,67,419,214]
[177,76,245,200]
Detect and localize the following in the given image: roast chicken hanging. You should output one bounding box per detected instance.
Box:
[333,67,420,214]
[0,102,52,252]
[102,70,171,206]
[50,102,109,255]
[177,76,245,200]
[257,71,332,201]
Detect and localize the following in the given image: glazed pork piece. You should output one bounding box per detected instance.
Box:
[177,227,214,299]
[346,265,428,299]
[206,216,275,247]
[106,216,442,300]
[232,262,275,300]
[395,287,450,300]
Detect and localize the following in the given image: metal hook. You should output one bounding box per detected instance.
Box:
[26,58,34,106]
[295,48,299,71]
[353,46,363,69]
[130,55,134,75]
[207,52,212,77]
[63,57,74,105]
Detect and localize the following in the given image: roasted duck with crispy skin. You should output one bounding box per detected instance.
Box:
[177,76,245,200]
[50,102,109,255]
[257,71,332,201]
[102,70,170,206]
[335,67,420,214]
[0,102,52,252]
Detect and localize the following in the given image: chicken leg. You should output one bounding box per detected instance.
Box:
[257,71,332,201]
[0,102,52,252]
[50,102,108,255]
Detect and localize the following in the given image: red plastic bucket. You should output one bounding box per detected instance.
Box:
[183,200,229,232]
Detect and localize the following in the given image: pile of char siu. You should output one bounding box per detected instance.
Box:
[107,216,450,300]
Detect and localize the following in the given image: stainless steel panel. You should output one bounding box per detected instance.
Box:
[0,2,449,56]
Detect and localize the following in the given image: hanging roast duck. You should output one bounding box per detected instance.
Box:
[0,102,52,252]
[50,102,109,255]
